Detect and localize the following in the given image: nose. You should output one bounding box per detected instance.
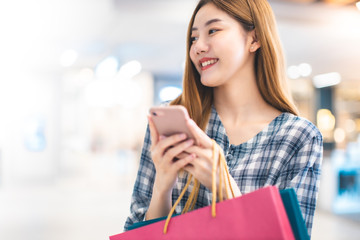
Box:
[193,38,209,55]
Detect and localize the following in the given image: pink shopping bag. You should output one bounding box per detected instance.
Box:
[110,186,295,240]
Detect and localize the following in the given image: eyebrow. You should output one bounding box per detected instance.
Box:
[191,18,222,31]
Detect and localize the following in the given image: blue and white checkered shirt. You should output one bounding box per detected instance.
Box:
[124,106,323,237]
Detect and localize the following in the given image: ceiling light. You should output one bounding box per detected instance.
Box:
[356,1,360,11]
[287,63,313,79]
[312,72,341,88]
[298,63,312,77]
[287,65,300,79]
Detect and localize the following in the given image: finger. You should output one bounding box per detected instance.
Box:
[157,133,187,153]
[173,153,196,170]
[183,145,212,160]
[147,115,159,145]
[183,165,194,176]
[175,152,190,159]
[186,119,212,148]
[164,138,195,160]
[184,145,219,176]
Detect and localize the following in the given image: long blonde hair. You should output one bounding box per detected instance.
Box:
[171,0,298,131]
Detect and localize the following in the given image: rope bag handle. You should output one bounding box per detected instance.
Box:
[163,139,235,234]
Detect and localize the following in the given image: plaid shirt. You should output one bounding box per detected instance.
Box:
[124,106,323,237]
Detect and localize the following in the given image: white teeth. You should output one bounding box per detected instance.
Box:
[201,59,218,67]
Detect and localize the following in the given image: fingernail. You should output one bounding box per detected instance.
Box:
[160,135,166,140]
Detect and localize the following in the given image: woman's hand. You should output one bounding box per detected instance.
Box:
[183,119,242,198]
[146,115,196,220]
[148,115,196,193]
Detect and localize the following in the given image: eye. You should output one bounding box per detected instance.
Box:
[209,29,219,34]
[190,36,198,43]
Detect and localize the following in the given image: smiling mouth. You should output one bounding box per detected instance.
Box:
[200,58,218,70]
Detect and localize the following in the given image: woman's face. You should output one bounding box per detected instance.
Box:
[190,3,255,87]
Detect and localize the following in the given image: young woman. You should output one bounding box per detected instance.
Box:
[125,0,323,237]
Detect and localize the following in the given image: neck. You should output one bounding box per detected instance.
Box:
[213,68,273,124]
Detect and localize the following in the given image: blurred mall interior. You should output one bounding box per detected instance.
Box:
[0,0,360,239]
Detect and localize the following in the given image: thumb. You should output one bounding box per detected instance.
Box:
[148,115,159,145]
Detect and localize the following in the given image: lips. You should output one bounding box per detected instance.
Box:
[199,57,218,71]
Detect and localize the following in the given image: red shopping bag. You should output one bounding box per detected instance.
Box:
[110,186,295,240]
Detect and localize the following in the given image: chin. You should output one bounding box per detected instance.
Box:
[200,78,218,88]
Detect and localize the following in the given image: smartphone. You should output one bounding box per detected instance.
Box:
[149,105,195,141]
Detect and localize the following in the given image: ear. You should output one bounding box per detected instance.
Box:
[248,30,261,52]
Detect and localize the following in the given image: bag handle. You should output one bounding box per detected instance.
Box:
[163,139,235,234]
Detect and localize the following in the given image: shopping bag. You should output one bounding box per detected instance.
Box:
[280,188,309,240]
[123,188,309,240]
[110,186,295,240]
[125,188,309,240]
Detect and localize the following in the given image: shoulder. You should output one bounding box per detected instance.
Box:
[274,112,322,145]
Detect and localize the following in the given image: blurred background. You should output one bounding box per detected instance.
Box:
[0,0,360,239]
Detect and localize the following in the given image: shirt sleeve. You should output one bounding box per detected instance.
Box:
[276,134,323,237]
[123,124,155,231]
